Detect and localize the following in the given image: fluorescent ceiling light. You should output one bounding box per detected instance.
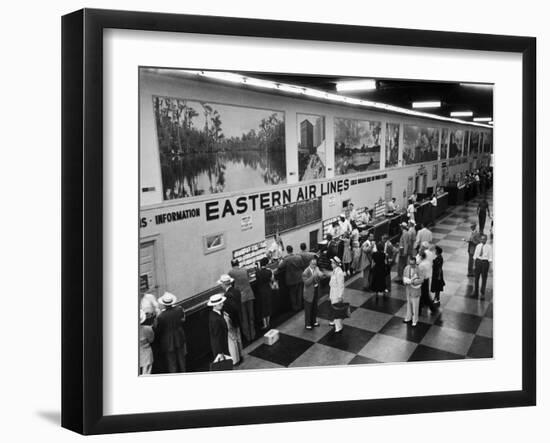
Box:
[335,79,376,92]
[412,101,441,109]
[450,111,473,117]
[473,117,492,122]
[171,69,491,128]
[460,83,493,88]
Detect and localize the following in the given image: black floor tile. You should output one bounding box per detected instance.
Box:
[439,219,459,225]
[249,333,314,367]
[361,295,405,315]
[485,303,493,318]
[318,325,375,354]
[347,278,367,291]
[408,344,465,362]
[434,310,483,334]
[467,335,493,358]
[317,299,357,320]
[348,355,380,365]
[378,316,431,343]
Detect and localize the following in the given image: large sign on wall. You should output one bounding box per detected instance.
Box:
[153,96,286,200]
[334,117,381,175]
[403,125,439,164]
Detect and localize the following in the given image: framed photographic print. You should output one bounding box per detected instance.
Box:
[62,8,536,435]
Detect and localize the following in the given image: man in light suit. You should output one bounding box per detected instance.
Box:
[302,256,323,329]
[278,245,306,311]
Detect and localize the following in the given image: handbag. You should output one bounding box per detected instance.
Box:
[210,354,234,371]
[332,302,351,319]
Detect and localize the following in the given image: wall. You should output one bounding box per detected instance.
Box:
[140,71,489,299]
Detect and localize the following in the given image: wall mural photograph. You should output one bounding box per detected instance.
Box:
[385,122,400,168]
[482,132,492,153]
[402,125,440,164]
[440,128,449,160]
[297,114,326,181]
[470,131,480,155]
[153,96,286,200]
[334,117,381,175]
[449,128,464,158]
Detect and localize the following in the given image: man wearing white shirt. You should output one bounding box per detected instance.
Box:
[414,224,433,250]
[430,193,438,226]
[338,214,351,235]
[473,234,492,298]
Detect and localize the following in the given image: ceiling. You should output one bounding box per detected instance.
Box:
[240,73,493,121]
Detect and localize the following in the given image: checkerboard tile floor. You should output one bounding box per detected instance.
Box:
[241,192,494,370]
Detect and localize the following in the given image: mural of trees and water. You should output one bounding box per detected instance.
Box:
[153,96,286,200]
[403,125,440,164]
[334,118,381,175]
[297,114,326,181]
[469,131,480,155]
[440,128,449,160]
[449,129,464,158]
[385,122,400,168]
[482,132,492,153]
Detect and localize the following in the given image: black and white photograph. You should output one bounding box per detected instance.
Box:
[139,68,494,375]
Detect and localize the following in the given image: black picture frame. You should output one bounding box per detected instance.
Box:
[62,8,536,435]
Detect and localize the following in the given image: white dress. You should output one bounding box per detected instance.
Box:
[407,203,416,223]
[329,267,345,304]
[224,312,242,364]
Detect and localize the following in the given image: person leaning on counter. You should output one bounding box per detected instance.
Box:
[278,245,306,312]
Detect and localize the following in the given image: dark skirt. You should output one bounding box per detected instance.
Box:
[371,266,387,292]
[430,276,445,292]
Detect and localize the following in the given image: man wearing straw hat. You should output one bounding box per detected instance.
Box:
[207,293,230,363]
[154,292,187,373]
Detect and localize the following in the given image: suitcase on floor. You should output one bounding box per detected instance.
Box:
[263,329,280,345]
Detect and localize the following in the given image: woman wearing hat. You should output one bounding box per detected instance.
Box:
[139,309,155,375]
[328,256,346,333]
[255,257,274,330]
[217,274,243,365]
[154,292,187,373]
[139,292,160,326]
[207,294,230,364]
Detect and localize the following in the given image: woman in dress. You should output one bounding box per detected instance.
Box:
[430,245,446,304]
[341,232,352,276]
[328,257,346,333]
[139,309,155,374]
[371,242,387,298]
[350,221,361,275]
[139,292,160,326]
[255,257,273,330]
[407,198,416,224]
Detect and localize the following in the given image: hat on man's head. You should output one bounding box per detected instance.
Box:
[217,274,234,285]
[207,293,227,307]
[139,309,147,324]
[158,292,177,306]
[401,222,408,228]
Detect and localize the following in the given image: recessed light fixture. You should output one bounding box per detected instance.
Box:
[335,79,377,92]
[450,111,473,117]
[412,101,441,109]
[473,117,492,122]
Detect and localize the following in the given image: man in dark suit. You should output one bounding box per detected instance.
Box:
[302,256,323,329]
[278,245,306,311]
[207,293,229,362]
[299,242,316,269]
[154,292,187,373]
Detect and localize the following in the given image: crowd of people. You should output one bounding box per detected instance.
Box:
[139,186,492,374]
